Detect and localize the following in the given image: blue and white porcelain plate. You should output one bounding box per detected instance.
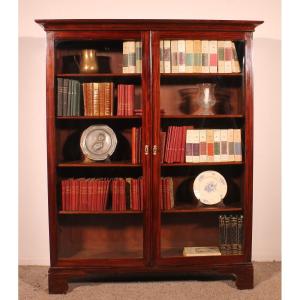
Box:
[193,171,227,205]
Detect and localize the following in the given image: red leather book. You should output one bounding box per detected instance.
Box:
[165,126,172,163]
[83,179,89,211]
[132,127,136,164]
[132,179,137,210]
[124,85,128,116]
[122,179,127,211]
[160,131,166,163]
[61,180,66,211]
[180,126,187,162]
[139,178,143,211]
[78,179,83,211]
[74,179,80,211]
[65,179,71,211]
[105,179,110,210]
[175,127,182,163]
[128,85,134,116]
[92,179,98,211]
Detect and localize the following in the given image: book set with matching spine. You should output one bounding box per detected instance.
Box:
[131,127,142,164]
[122,41,142,73]
[161,127,242,164]
[160,177,175,210]
[61,177,143,212]
[160,40,241,74]
[219,214,244,255]
[57,78,81,116]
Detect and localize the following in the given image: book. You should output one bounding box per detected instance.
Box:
[217,41,225,73]
[160,40,164,73]
[213,129,221,162]
[128,41,136,73]
[193,40,201,72]
[185,129,194,163]
[178,40,186,73]
[185,40,194,73]
[224,41,232,73]
[135,41,142,73]
[233,129,242,161]
[160,131,167,163]
[206,129,214,162]
[62,79,69,116]
[192,129,200,163]
[171,40,178,73]
[163,40,171,73]
[219,215,226,254]
[231,41,241,73]
[220,129,228,161]
[209,40,218,73]
[93,83,99,116]
[199,129,207,162]
[183,247,221,257]
[227,129,234,161]
[122,41,129,73]
[237,215,244,254]
[201,40,209,73]
[57,78,63,116]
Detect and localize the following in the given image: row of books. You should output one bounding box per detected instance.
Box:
[123,41,142,73]
[219,214,243,255]
[83,82,114,116]
[61,178,143,212]
[132,127,142,164]
[57,78,81,116]
[160,177,174,210]
[160,127,242,163]
[160,40,241,73]
[186,129,242,162]
[117,84,135,116]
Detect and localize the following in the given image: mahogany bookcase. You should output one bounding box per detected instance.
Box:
[36,19,263,294]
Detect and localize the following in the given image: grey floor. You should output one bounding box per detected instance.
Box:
[19,262,281,300]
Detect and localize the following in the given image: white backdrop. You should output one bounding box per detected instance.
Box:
[19,0,281,265]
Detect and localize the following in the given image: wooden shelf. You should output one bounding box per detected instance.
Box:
[161,114,244,119]
[59,210,143,215]
[57,73,141,78]
[58,161,142,168]
[161,161,243,167]
[160,72,243,77]
[162,205,242,214]
[57,115,141,120]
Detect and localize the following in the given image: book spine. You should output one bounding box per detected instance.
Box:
[163,40,171,73]
[220,129,228,161]
[135,41,142,73]
[231,41,241,73]
[93,82,99,116]
[231,215,238,255]
[160,40,164,73]
[199,129,207,162]
[61,180,66,210]
[213,129,221,162]
[71,80,76,116]
[201,40,209,73]
[169,178,174,208]
[209,40,218,73]
[83,83,87,116]
[225,215,231,255]
[227,129,234,161]
[185,40,194,73]
[76,81,81,116]
[57,78,63,116]
[132,127,136,164]
[219,215,226,255]
[99,82,106,116]
[67,80,72,116]
[122,41,129,73]
[234,129,242,161]
[128,41,136,73]
[103,82,111,116]
[185,129,194,163]
[171,40,178,73]
[117,85,122,116]
[87,83,93,116]
[206,129,214,162]
[224,41,232,73]
[192,129,200,163]
[217,41,225,73]
[193,40,201,73]
[164,126,171,163]
[75,179,80,211]
[62,79,69,116]
[237,215,244,254]
[128,85,134,116]
[177,40,186,73]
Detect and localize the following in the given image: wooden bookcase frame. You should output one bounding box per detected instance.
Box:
[36,19,263,294]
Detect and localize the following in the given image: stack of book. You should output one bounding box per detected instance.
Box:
[111,178,143,211]
[185,129,242,163]
[123,41,142,73]
[219,214,244,255]
[61,178,110,211]
[161,126,190,163]
[61,177,143,212]
[160,177,174,210]
[132,127,142,164]
[57,78,81,116]
[160,40,241,73]
[82,82,114,116]
[117,84,135,116]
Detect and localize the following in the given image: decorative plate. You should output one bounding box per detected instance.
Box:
[80,125,117,161]
[193,171,227,205]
